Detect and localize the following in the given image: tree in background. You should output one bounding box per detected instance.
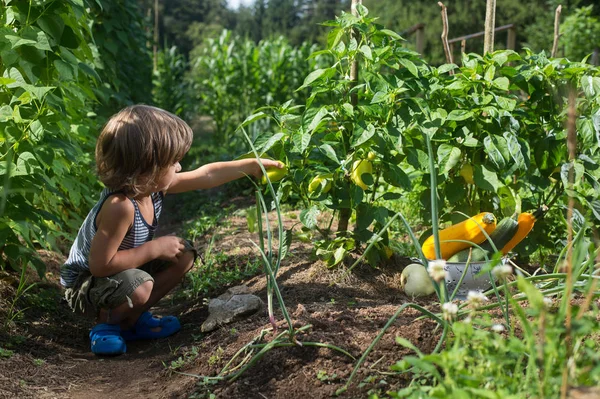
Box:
[561,5,600,62]
[137,0,235,54]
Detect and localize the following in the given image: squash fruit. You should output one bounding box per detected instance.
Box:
[500,205,548,254]
[421,212,497,260]
[447,217,519,262]
[400,263,435,297]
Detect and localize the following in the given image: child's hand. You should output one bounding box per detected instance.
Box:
[253,158,284,178]
[154,235,185,262]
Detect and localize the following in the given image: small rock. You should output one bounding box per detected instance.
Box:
[201,285,263,332]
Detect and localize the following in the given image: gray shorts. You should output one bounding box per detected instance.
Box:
[65,241,197,317]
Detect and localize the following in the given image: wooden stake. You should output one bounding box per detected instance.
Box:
[483,0,496,54]
[507,26,516,50]
[438,2,453,65]
[551,5,562,58]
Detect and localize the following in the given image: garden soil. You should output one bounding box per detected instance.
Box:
[1,192,456,399]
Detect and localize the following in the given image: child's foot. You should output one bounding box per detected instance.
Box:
[121,311,180,341]
[90,323,126,355]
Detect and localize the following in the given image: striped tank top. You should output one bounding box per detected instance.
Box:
[60,188,164,287]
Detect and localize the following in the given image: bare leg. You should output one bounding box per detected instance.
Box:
[97,251,195,331]
[97,280,153,329]
[143,250,195,310]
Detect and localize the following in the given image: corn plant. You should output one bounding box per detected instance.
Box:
[152,46,190,117]
[188,31,321,152]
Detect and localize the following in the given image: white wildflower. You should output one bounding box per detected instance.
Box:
[442,302,458,322]
[467,291,488,307]
[427,259,447,283]
[491,324,505,333]
[492,264,513,281]
[543,297,553,308]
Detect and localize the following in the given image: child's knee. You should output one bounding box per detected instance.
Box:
[131,280,154,306]
[177,250,195,274]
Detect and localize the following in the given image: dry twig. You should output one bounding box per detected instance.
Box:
[551,5,562,58]
[438,2,453,66]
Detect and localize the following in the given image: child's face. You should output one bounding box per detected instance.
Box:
[156,161,181,192]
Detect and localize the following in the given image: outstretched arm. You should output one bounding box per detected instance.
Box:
[166,158,283,194]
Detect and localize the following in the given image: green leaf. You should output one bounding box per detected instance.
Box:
[351,123,375,148]
[5,35,37,49]
[484,65,496,82]
[36,15,65,42]
[383,164,411,190]
[379,29,403,40]
[307,107,329,134]
[398,59,418,77]
[447,109,473,121]
[297,68,336,91]
[54,59,74,80]
[332,246,347,267]
[33,30,52,51]
[359,45,372,61]
[437,144,461,175]
[503,132,526,171]
[438,64,459,74]
[371,90,390,104]
[29,120,44,142]
[561,161,585,188]
[516,276,545,311]
[319,144,340,165]
[78,62,100,81]
[15,152,39,176]
[581,75,600,99]
[327,28,344,50]
[483,135,507,170]
[495,95,516,111]
[498,186,518,216]
[492,77,510,91]
[474,164,503,192]
[382,192,402,200]
[240,112,267,128]
[256,132,285,155]
[300,206,320,229]
[292,128,311,154]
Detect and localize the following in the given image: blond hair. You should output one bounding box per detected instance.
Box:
[95,105,193,195]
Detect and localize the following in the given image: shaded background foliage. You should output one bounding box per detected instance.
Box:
[138,0,599,64]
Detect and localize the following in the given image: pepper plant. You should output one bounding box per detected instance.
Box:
[240,5,600,266]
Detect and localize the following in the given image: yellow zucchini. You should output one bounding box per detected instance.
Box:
[422,212,497,260]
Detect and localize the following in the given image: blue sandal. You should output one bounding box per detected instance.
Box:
[90,323,126,355]
[120,311,181,341]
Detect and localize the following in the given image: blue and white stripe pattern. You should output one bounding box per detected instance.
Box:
[60,188,163,287]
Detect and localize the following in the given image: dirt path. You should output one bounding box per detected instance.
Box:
[0,193,443,398]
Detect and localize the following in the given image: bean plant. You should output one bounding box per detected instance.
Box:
[0,0,151,277]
